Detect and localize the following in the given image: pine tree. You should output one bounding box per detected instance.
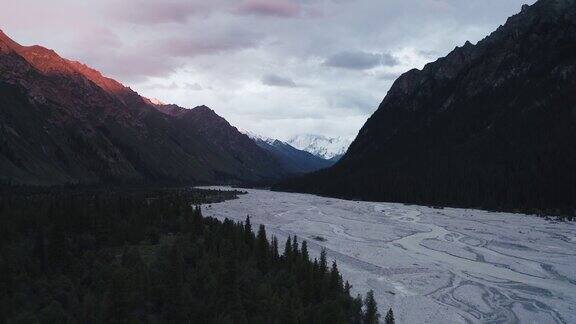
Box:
[0,189,368,323]
[385,308,395,324]
[352,294,364,324]
[271,236,279,261]
[301,240,309,262]
[256,225,268,272]
[319,248,328,276]
[344,281,351,295]
[363,290,379,324]
[244,215,252,232]
[244,216,252,245]
[284,236,292,261]
[329,260,342,296]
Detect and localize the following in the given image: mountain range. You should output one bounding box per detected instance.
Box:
[276,0,576,214]
[287,134,352,161]
[0,30,292,186]
[243,132,334,174]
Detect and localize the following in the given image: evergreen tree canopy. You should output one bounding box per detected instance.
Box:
[0,188,383,323]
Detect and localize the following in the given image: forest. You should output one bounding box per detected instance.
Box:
[0,188,393,323]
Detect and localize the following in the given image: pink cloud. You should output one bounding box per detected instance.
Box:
[160,29,262,57]
[113,1,212,24]
[236,0,301,18]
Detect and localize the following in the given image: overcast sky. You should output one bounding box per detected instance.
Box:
[1,0,535,140]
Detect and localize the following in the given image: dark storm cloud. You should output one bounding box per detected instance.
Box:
[324,51,399,70]
[262,74,298,87]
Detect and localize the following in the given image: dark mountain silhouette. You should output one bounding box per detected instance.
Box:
[0,30,287,186]
[276,0,576,215]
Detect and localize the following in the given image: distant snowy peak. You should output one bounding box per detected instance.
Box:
[240,129,277,146]
[239,130,335,173]
[288,134,353,160]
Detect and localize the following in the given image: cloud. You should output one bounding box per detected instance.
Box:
[236,0,301,18]
[142,81,180,90]
[262,73,298,87]
[184,82,204,90]
[76,47,182,82]
[324,51,399,70]
[160,29,262,58]
[325,88,380,113]
[378,71,402,80]
[0,0,538,139]
[112,1,212,24]
[381,53,400,66]
[142,81,204,91]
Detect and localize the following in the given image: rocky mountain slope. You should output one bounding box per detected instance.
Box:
[244,132,333,174]
[276,0,576,214]
[0,30,286,186]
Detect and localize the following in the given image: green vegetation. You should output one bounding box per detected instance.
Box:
[0,188,386,323]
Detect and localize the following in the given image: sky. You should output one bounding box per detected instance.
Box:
[1,0,536,140]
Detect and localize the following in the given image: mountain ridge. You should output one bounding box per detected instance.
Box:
[0,30,287,186]
[242,131,334,174]
[275,0,576,214]
[287,134,352,161]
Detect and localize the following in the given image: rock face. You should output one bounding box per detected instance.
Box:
[0,30,285,186]
[276,0,576,213]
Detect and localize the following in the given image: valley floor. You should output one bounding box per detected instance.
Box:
[201,187,576,324]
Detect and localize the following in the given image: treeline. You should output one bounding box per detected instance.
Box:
[277,157,576,221]
[0,188,392,323]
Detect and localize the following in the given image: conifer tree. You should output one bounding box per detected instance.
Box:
[344,281,351,295]
[284,236,292,261]
[351,294,364,324]
[385,308,395,324]
[244,216,252,245]
[244,215,251,231]
[256,224,268,272]
[330,260,342,296]
[301,240,309,262]
[271,236,279,261]
[319,248,328,275]
[363,290,379,324]
[0,189,368,323]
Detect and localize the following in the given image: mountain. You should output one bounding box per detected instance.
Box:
[276,0,576,214]
[287,134,352,161]
[243,131,333,174]
[0,30,286,186]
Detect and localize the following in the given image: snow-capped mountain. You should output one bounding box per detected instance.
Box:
[287,134,353,160]
[241,130,334,174]
[242,130,276,146]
